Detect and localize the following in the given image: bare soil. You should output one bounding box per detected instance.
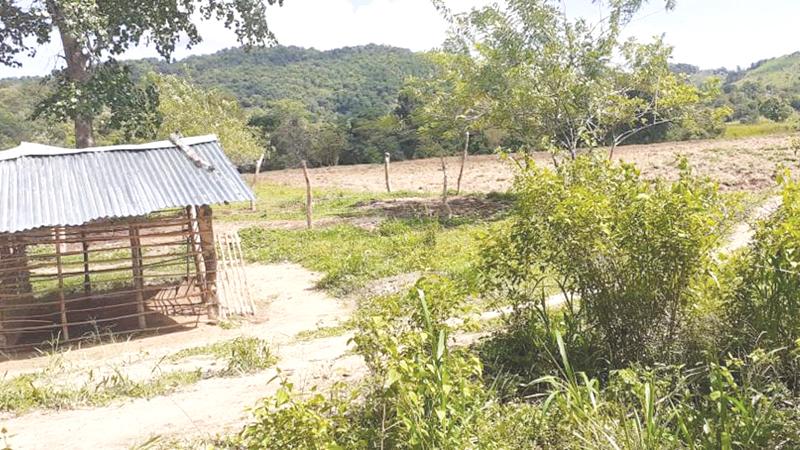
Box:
[1,263,363,450]
[263,134,799,193]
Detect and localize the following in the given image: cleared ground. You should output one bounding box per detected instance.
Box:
[263,134,798,193]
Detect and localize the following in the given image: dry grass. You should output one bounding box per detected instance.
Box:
[262,134,800,193]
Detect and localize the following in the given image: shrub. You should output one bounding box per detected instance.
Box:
[726,176,800,351]
[481,155,727,367]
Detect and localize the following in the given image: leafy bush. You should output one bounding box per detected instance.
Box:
[726,176,800,351]
[481,155,727,367]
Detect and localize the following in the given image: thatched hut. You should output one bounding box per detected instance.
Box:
[0,135,254,351]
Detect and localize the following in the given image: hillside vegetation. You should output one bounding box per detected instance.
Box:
[132,45,434,119]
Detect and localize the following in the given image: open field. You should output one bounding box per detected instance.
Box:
[263,134,799,193]
[2,135,797,448]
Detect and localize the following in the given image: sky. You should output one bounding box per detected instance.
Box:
[1,0,798,78]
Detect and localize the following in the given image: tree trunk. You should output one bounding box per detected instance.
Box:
[456,131,470,195]
[47,1,95,148]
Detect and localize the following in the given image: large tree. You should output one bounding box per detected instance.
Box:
[0,0,285,148]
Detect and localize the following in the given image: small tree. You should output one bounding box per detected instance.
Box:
[444,0,702,162]
[153,75,263,166]
[403,52,485,213]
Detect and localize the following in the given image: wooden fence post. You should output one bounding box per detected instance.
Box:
[54,228,69,340]
[456,131,470,195]
[197,205,220,323]
[384,152,392,193]
[129,225,147,329]
[301,160,313,229]
[250,151,265,212]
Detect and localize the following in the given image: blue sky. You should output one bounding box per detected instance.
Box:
[1,0,797,78]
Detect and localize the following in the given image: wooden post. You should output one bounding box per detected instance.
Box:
[384,152,392,193]
[81,231,91,296]
[197,205,220,323]
[440,155,452,219]
[301,160,313,230]
[54,229,69,341]
[250,151,265,212]
[129,225,147,329]
[456,131,470,195]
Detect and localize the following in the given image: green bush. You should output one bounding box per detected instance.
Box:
[727,176,800,351]
[481,155,727,367]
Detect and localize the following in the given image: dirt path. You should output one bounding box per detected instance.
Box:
[1,263,363,450]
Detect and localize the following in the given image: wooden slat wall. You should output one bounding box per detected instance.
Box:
[0,208,214,352]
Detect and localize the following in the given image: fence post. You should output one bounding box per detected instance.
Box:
[384,152,392,193]
[302,160,313,229]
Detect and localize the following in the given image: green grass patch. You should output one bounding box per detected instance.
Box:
[293,322,353,342]
[724,120,797,139]
[167,337,276,376]
[240,218,491,296]
[0,367,202,413]
[217,183,433,223]
[0,337,275,413]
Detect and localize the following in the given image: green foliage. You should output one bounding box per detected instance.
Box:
[237,381,358,450]
[726,177,800,350]
[482,155,727,366]
[152,74,264,165]
[759,96,794,122]
[446,0,706,158]
[138,45,434,120]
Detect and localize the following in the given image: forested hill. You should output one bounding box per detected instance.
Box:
[672,52,800,122]
[132,44,434,118]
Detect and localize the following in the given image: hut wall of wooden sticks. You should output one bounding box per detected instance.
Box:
[0,205,223,352]
[0,135,257,354]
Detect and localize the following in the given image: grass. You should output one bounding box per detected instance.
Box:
[0,337,275,413]
[294,322,353,342]
[167,336,276,376]
[724,119,797,139]
[240,218,492,296]
[216,183,434,223]
[0,366,203,413]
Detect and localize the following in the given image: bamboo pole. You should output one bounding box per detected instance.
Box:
[301,160,313,230]
[129,225,147,329]
[54,229,69,340]
[384,152,392,193]
[456,131,470,195]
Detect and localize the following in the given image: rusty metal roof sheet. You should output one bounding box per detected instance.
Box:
[0,135,255,234]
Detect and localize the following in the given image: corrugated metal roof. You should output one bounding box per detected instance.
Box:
[0,135,255,234]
